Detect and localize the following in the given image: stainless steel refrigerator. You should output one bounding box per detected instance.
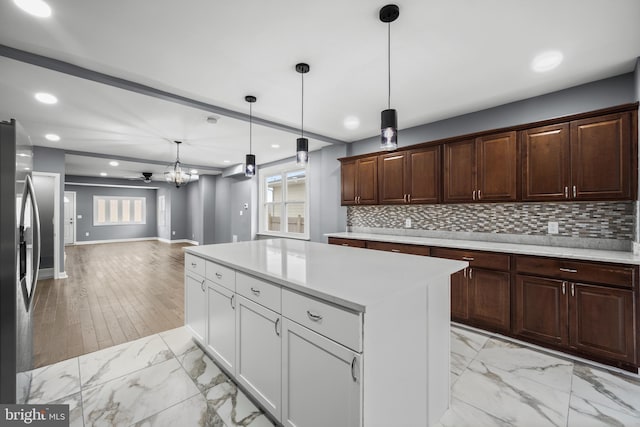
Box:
[0,119,41,403]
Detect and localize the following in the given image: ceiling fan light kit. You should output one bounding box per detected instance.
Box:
[165,140,191,188]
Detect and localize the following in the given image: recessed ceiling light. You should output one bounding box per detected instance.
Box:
[14,0,52,18]
[45,133,60,141]
[190,169,198,174]
[532,50,563,73]
[24,167,31,171]
[109,161,119,167]
[343,116,360,130]
[223,160,230,163]
[100,172,107,177]
[35,92,58,104]
[206,116,218,124]
[271,144,280,148]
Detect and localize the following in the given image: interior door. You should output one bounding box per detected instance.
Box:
[64,191,75,245]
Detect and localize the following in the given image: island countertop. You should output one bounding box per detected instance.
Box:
[185,238,467,312]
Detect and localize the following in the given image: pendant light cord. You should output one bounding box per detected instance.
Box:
[388,22,391,110]
[249,102,253,154]
[301,71,305,139]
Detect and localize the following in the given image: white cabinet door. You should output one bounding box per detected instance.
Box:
[207,281,236,374]
[282,318,362,427]
[185,274,207,342]
[235,295,281,420]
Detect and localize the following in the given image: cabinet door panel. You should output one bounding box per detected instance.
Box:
[569,284,635,364]
[469,269,510,332]
[207,281,235,374]
[443,139,475,202]
[450,270,469,322]
[570,113,631,200]
[379,153,406,204]
[327,237,367,248]
[235,296,281,419]
[521,124,570,201]
[407,146,440,204]
[476,131,517,201]
[186,274,206,342]
[514,275,568,347]
[341,160,357,205]
[357,157,378,204]
[282,319,361,427]
[365,241,430,256]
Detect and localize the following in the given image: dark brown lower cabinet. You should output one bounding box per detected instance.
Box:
[468,268,510,333]
[515,274,636,365]
[450,270,469,321]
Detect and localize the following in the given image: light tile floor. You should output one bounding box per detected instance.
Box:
[22,325,640,427]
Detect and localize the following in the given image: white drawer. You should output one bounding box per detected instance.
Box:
[236,273,281,312]
[206,261,236,291]
[282,289,362,352]
[185,254,205,278]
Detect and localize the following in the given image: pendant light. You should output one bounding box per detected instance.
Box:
[295,63,310,166]
[380,4,400,151]
[245,95,257,177]
[164,140,191,188]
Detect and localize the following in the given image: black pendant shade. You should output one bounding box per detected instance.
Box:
[245,95,257,177]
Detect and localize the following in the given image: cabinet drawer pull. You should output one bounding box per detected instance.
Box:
[572,185,577,198]
[275,318,280,336]
[391,249,400,253]
[215,272,223,279]
[201,280,205,292]
[341,243,349,247]
[351,356,358,382]
[306,310,323,322]
[559,268,577,273]
[230,294,235,309]
[191,262,197,267]
[462,256,474,261]
[571,283,575,297]
[564,186,569,199]
[250,287,261,296]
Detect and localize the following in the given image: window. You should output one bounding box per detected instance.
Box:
[93,196,146,226]
[259,162,309,239]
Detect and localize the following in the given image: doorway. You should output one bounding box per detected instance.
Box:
[64,191,76,245]
[32,172,62,279]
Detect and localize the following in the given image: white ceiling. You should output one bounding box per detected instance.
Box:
[1,0,639,179]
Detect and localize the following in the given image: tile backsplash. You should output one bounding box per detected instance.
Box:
[346,201,636,250]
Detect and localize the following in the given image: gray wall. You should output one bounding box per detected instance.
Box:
[229,177,255,242]
[187,181,201,242]
[170,183,188,240]
[200,175,217,244]
[349,72,637,156]
[33,146,65,275]
[213,176,232,243]
[64,182,157,242]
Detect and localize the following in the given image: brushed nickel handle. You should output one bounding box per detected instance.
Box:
[351,356,357,382]
[572,185,577,198]
[559,268,577,273]
[391,249,400,253]
[571,283,575,297]
[341,243,349,246]
[469,268,473,280]
[472,190,476,200]
[215,272,222,279]
[462,256,474,261]
[562,281,566,295]
[250,287,261,296]
[230,294,235,309]
[201,280,205,292]
[403,194,407,203]
[478,190,481,200]
[564,186,569,199]
[191,262,197,267]
[463,268,467,278]
[408,194,411,203]
[275,318,280,336]
[307,310,323,322]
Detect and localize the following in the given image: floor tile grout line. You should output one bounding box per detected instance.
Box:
[77,357,86,427]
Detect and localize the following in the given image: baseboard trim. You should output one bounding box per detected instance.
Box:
[157,238,199,245]
[56,272,68,279]
[74,237,157,245]
[38,268,54,279]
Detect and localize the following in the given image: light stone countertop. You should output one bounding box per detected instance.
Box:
[185,239,467,313]
[325,232,640,265]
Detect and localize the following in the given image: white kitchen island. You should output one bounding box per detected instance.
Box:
[184,239,467,427]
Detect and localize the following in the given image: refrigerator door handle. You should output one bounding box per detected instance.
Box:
[20,175,41,312]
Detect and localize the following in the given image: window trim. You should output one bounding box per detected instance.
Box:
[93,195,147,226]
[258,162,310,240]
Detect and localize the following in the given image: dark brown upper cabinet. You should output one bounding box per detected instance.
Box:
[521,123,571,201]
[571,112,632,200]
[379,146,440,204]
[522,113,632,201]
[340,155,378,205]
[443,132,517,203]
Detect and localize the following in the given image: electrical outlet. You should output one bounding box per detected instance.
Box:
[548,222,559,234]
[239,210,243,216]
[85,232,89,236]
[77,214,82,219]
[172,231,176,236]
[405,218,412,228]
[233,235,238,243]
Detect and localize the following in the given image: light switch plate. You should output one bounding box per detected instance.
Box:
[548,222,559,234]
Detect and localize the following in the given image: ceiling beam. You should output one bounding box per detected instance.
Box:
[64,149,222,173]
[0,44,347,146]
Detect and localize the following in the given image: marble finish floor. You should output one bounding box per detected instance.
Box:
[21,325,640,427]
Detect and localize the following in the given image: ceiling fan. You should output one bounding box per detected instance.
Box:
[127,172,153,183]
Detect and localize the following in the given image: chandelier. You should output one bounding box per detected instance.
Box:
[164,140,191,188]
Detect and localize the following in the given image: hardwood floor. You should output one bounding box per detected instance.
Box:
[32,240,191,368]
